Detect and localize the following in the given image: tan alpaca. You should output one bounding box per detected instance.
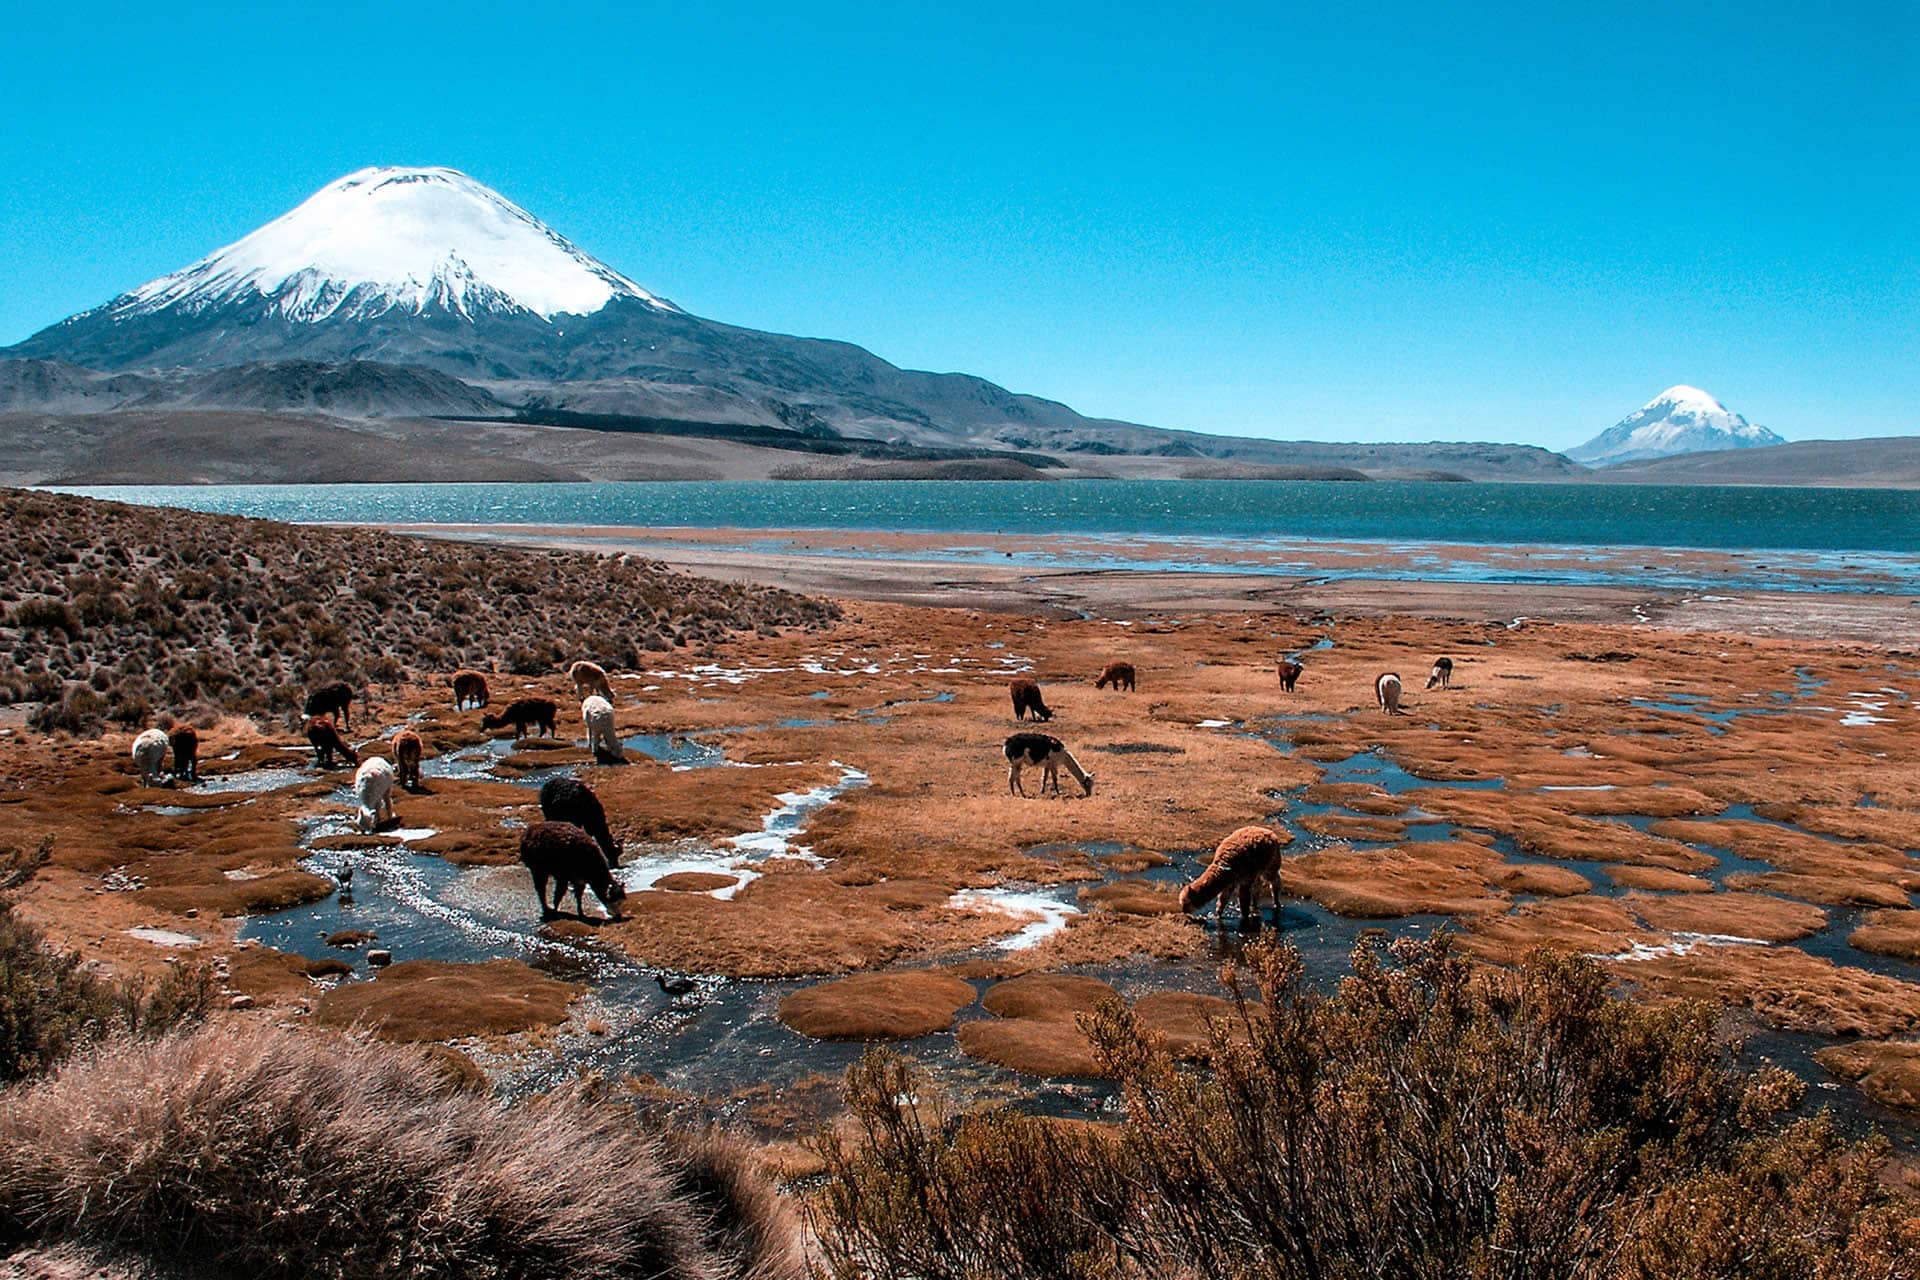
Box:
[1179,826,1286,933]
[569,660,613,701]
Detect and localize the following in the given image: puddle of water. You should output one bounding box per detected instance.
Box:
[727,765,868,863]
[623,732,728,770]
[948,887,1081,949]
[127,927,202,947]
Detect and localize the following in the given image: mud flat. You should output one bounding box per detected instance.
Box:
[3,561,1919,1149]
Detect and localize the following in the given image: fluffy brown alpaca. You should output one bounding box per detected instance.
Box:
[391,729,423,789]
[481,697,558,738]
[305,716,356,769]
[1276,659,1303,693]
[1009,678,1053,721]
[520,822,627,920]
[450,670,490,710]
[168,725,199,782]
[303,681,359,731]
[1094,661,1136,691]
[1179,825,1286,933]
[1376,671,1405,715]
[569,660,614,700]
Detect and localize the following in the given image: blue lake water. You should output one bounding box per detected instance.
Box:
[55,480,1920,593]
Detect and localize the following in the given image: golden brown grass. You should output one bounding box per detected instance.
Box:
[0,1022,802,1280]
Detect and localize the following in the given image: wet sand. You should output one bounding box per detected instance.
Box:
[386,522,1920,644]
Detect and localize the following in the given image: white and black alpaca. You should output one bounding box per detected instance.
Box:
[1376,671,1405,715]
[1004,732,1095,797]
[1426,657,1454,690]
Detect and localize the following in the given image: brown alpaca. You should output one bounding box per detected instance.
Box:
[1179,825,1286,933]
[1094,661,1136,691]
[520,822,627,920]
[481,697,558,738]
[303,681,359,730]
[1009,678,1053,721]
[305,716,356,769]
[450,670,490,710]
[168,725,199,783]
[568,660,614,700]
[392,729,423,790]
[1276,660,1303,693]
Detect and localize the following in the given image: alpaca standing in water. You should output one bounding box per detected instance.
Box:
[1179,826,1286,933]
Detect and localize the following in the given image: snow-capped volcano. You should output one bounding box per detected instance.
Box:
[117,166,675,324]
[1569,385,1784,466]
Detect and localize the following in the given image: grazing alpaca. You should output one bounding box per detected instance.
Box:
[581,695,622,763]
[519,821,628,920]
[131,728,170,788]
[1004,732,1095,797]
[1094,661,1136,691]
[1276,659,1303,693]
[539,776,621,867]
[352,757,397,833]
[1376,672,1405,715]
[392,729,423,790]
[1009,678,1053,722]
[305,716,356,769]
[168,725,199,783]
[303,681,359,731]
[1180,825,1286,934]
[481,697,558,738]
[1426,657,1454,690]
[450,670,490,710]
[569,660,614,701]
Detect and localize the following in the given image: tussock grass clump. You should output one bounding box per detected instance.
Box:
[0,489,840,734]
[812,934,1920,1279]
[0,842,214,1084]
[0,1023,803,1280]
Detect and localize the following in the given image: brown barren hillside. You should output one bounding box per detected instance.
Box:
[0,488,837,733]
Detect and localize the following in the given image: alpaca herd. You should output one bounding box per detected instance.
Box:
[122,641,1461,936]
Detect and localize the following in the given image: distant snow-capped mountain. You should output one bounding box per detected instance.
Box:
[117,166,677,324]
[1569,386,1784,466]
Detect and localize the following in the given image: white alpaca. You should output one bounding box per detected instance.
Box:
[569,660,613,701]
[353,757,397,833]
[131,728,170,787]
[582,695,622,762]
[1376,672,1405,715]
[1003,732,1095,797]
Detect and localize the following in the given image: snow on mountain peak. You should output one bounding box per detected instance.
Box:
[119,166,676,323]
[1569,384,1784,466]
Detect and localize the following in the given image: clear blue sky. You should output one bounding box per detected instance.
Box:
[2,1,1913,448]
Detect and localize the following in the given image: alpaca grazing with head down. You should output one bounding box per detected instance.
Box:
[168,726,199,783]
[520,821,627,920]
[131,729,170,788]
[569,660,614,701]
[1009,678,1053,721]
[481,697,558,739]
[391,729,423,790]
[1180,825,1286,933]
[1426,657,1454,689]
[352,757,397,833]
[1094,661,1136,691]
[450,670,490,710]
[539,776,621,867]
[303,681,360,731]
[1376,672,1405,715]
[305,716,356,769]
[1276,659,1303,693]
[581,695,622,763]
[1003,732,1094,797]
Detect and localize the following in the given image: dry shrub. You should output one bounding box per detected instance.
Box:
[810,934,1920,1279]
[0,841,214,1084]
[0,1023,803,1280]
